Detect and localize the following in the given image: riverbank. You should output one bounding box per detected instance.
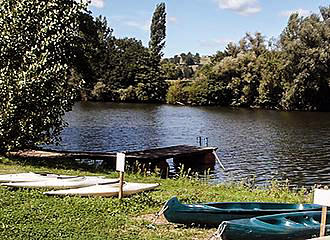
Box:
[0,157,313,239]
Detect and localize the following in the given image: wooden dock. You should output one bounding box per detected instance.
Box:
[126,145,217,163]
[6,145,218,166]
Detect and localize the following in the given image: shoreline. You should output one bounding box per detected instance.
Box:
[76,100,330,113]
[0,157,313,239]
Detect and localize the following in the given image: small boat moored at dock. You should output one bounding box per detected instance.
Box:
[219,211,329,240]
[163,197,322,226]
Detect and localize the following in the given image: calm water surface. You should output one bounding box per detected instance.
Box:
[57,102,330,187]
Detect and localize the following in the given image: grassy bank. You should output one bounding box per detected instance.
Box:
[0,157,313,240]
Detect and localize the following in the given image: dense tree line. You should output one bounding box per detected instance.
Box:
[0,1,167,150]
[0,1,328,151]
[167,6,330,111]
[161,52,202,79]
[77,3,168,103]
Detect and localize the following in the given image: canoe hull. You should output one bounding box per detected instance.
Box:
[44,182,159,197]
[165,210,260,226]
[1,176,118,189]
[0,172,76,183]
[221,211,330,240]
[163,197,321,226]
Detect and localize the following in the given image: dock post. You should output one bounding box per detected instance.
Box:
[197,136,202,146]
[204,137,209,147]
[119,172,124,199]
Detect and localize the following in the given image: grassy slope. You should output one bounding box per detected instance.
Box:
[0,157,313,240]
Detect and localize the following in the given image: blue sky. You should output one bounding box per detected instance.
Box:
[88,0,328,57]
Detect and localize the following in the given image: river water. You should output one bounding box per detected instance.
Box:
[57,102,330,187]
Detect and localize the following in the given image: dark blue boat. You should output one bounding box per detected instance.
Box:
[220,211,329,240]
[163,197,321,226]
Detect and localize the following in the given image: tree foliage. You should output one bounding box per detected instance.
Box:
[161,61,183,80]
[75,3,168,103]
[279,10,330,110]
[76,4,329,110]
[149,2,166,66]
[0,0,86,150]
[77,14,114,100]
[186,5,330,110]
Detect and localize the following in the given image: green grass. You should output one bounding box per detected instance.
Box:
[0,157,313,239]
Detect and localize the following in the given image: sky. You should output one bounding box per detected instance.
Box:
[87,0,329,58]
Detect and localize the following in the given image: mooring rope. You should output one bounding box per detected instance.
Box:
[208,222,227,240]
[213,151,225,170]
[147,200,169,229]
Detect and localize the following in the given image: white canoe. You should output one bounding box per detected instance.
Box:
[0,172,78,183]
[1,176,118,189]
[44,182,160,197]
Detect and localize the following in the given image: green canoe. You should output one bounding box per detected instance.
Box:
[220,211,329,240]
[163,197,321,226]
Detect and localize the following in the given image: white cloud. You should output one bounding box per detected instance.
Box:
[90,0,104,8]
[168,16,177,24]
[280,9,311,18]
[215,0,261,15]
[111,14,150,32]
[200,38,234,48]
[124,21,149,32]
[79,0,105,8]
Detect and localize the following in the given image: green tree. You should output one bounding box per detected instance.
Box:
[193,53,201,64]
[280,7,330,110]
[182,66,194,79]
[134,51,168,102]
[210,51,226,64]
[194,33,268,107]
[206,56,239,106]
[77,9,169,103]
[161,62,183,80]
[224,42,240,57]
[149,2,166,66]
[112,38,152,101]
[256,50,284,108]
[320,5,330,20]
[133,2,168,103]
[77,14,115,100]
[166,81,187,104]
[108,38,148,88]
[0,0,86,150]
[186,79,209,105]
[226,33,266,107]
[186,52,195,65]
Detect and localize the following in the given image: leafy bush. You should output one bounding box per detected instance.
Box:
[186,79,209,105]
[118,86,137,102]
[166,81,188,104]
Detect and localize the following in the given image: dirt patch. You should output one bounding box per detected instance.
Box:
[137,213,169,225]
[136,214,217,239]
